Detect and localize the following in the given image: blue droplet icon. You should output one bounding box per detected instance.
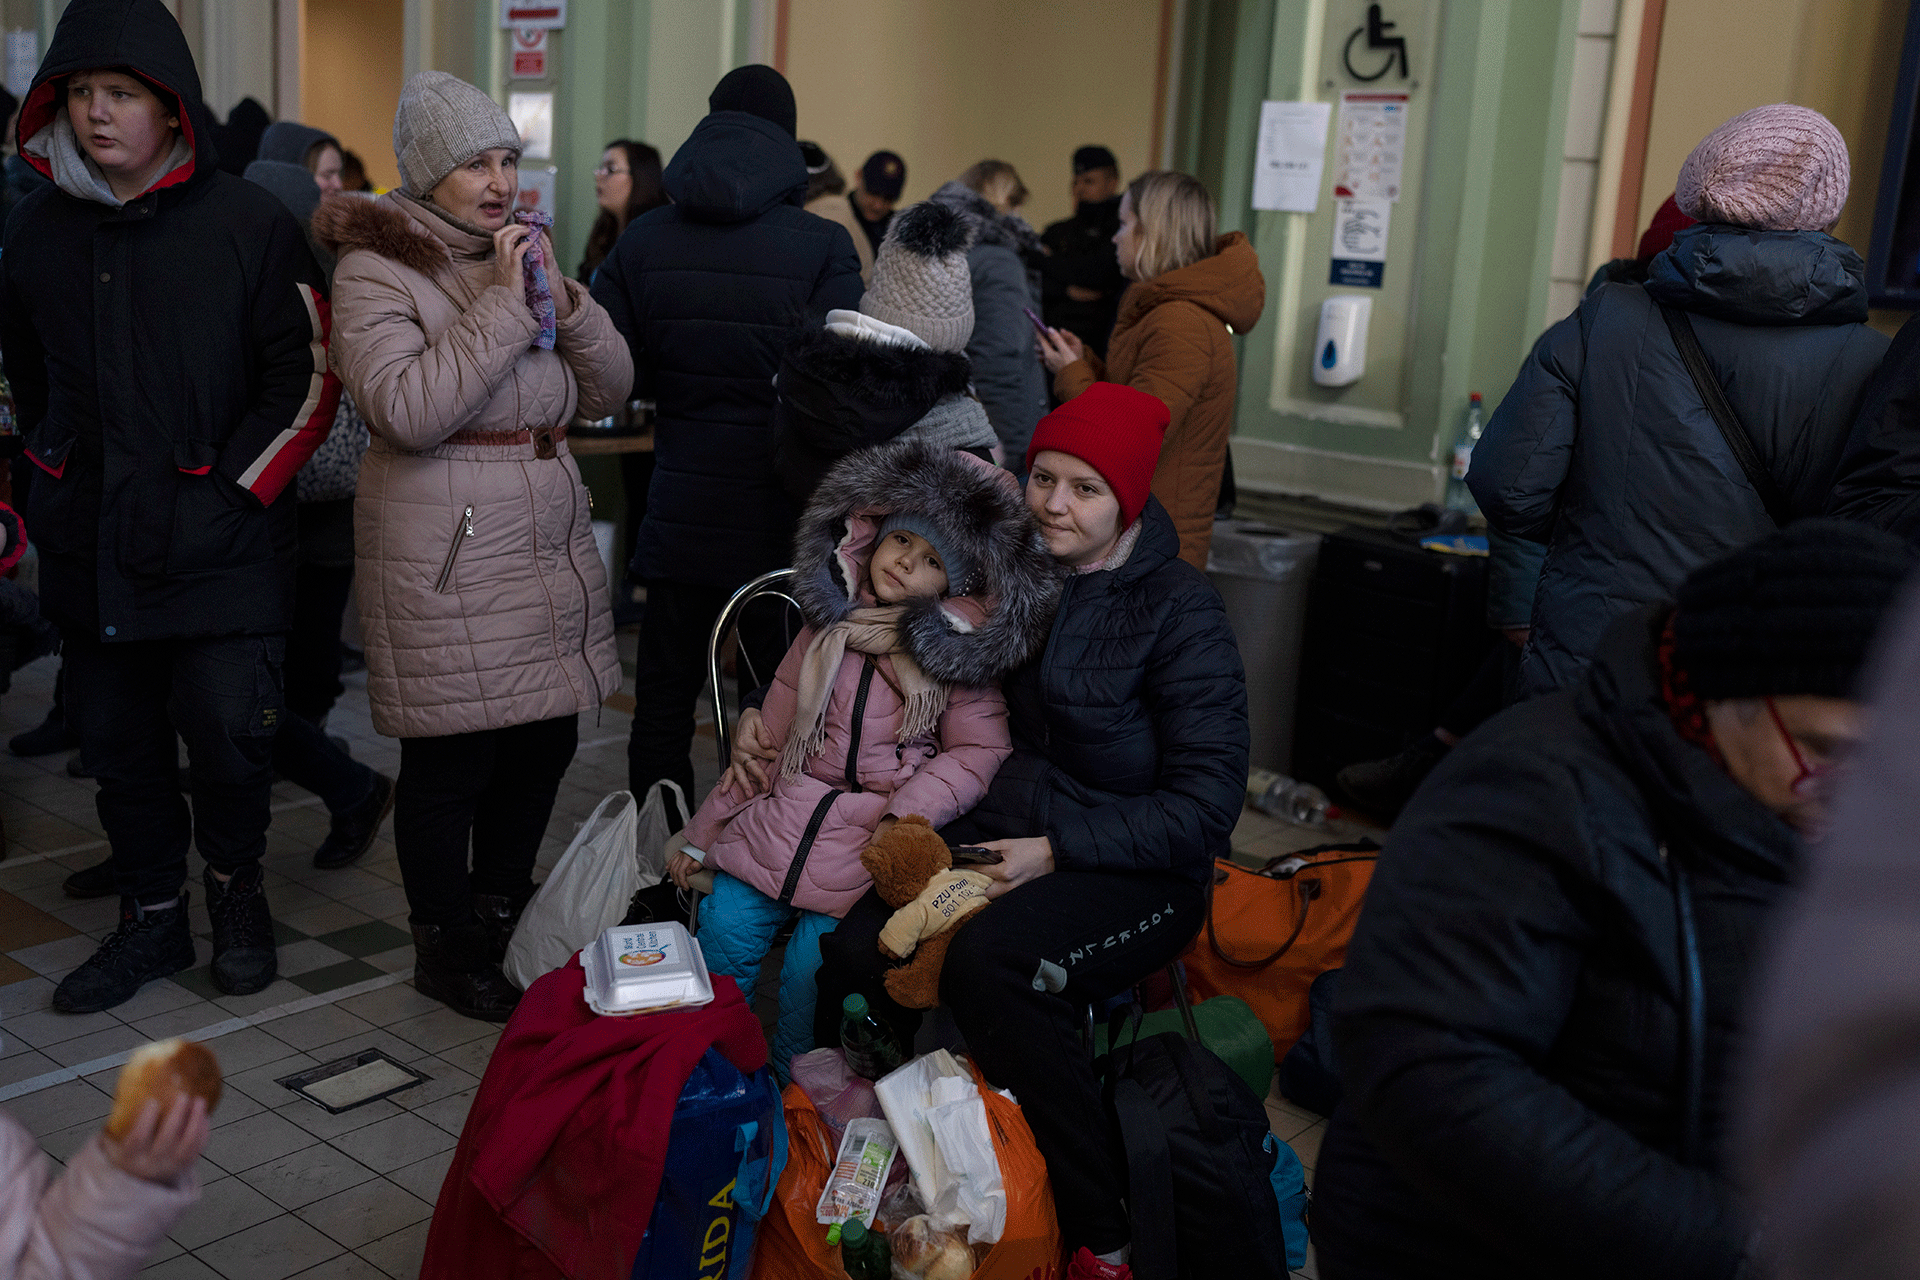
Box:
[1321,340,1338,369]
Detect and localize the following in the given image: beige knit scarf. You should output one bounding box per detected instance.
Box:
[779,605,946,782]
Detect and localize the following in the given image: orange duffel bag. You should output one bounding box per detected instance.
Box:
[1181,841,1379,1061]
[752,1073,1063,1279]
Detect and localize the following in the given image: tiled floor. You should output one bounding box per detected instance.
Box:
[0,649,1340,1279]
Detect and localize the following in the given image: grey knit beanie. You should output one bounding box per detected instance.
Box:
[1675,103,1850,232]
[859,201,975,352]
[393,71,522,197]
[876,512,977,596]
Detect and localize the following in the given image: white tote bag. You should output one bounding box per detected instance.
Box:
[503,781,685,990]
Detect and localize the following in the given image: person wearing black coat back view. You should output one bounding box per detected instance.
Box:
[2,0,339,1014]
[1469,104,1888,697]
[1312,521,1914,1280]
[591,64,863,815]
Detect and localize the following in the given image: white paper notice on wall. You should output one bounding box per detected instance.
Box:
[1332,92,1409,202]
[516,166,558,216]
[1251,101,1331,213]
[509,92,555,160]
[1329,197,1391,288]
[4,30,36,98]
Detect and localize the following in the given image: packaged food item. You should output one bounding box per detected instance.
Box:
[790,1047,884,1136]
[887,1215,972,1280]
[816,1117,900,1231]
[580,922,714,1015]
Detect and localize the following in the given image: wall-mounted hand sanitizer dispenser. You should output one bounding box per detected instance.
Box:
[1312,295,1372,387]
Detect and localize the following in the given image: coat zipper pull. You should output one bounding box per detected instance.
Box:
[462,505,475,538]
[436,504,474,593]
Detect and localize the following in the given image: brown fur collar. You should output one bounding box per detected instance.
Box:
[311,195,450,276]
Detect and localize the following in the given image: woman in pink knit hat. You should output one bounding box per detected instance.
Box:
[1466,103,1889,697]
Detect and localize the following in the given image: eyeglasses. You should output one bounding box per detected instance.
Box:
[1764,696,1845,799]
[593,165,629,177]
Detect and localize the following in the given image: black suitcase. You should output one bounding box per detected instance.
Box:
[1290,525,1494,792]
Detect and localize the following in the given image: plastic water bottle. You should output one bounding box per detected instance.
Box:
[1248,768,1338,825]
[828,1216,892,1280]
[1444,392,1484,512]
[839,993,904,1081]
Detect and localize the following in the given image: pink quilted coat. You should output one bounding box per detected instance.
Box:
[315,193,631,738]
[0,1112,198,1280]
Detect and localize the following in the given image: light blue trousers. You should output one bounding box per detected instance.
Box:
[696,870,838,1083]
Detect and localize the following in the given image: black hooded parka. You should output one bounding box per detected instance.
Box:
[0,0,339,644]
[590,110,864,591]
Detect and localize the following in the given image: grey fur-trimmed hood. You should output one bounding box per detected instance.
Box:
[792,439,1063,687]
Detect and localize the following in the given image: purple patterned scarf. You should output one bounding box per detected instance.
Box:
[514,209,557,351]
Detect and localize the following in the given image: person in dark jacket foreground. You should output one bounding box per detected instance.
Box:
[1313,520,1914,1280]
[1740,572,1920,1280]
[804,384,1248,1280]
[1470,104,1887,695]
[591,64,863,818]
[2,0,338,1012]
[1826,311,1920,542]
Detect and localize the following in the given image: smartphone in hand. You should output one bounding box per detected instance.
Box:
[1022,307,1050,338]
[949,844,1005,866]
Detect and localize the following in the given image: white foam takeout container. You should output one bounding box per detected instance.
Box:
[581,922,715,1016]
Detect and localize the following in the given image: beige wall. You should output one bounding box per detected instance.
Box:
[782,0,1164,233]
[304,0,405,191]
[1639,0,1906,262]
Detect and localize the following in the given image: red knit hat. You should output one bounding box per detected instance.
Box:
[1636,194,1696,262]
[1025,384,1171,527]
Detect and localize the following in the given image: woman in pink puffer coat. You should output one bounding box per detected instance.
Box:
[672,439,1061,1074]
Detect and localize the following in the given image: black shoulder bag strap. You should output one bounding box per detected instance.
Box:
[1105,1002,1178,1279]
[1659,304,1793,528]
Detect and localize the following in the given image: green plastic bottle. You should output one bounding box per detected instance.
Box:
[833,1217,891,1280]
[839,993,904,1080]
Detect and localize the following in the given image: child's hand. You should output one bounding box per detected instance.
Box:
[667,851,702,890]
[104,1095,208,1185]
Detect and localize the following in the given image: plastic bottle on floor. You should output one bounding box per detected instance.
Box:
[1248,768,1339,825]
[839,993,905,1080]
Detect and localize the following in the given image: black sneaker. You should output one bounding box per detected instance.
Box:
[10,707,79,757]
[52,894,196,1013]
[63,858,117,899]
[1335,733,1449,823]
[204,863,277,995]
[314,772,396,870]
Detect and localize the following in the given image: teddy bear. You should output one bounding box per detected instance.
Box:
[860,815,994,1009]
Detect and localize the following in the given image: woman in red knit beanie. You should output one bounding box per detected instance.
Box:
[808,379,1255,1277]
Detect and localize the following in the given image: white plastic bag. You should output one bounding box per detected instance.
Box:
[503,781,683,989]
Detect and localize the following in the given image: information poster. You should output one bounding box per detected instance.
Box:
[509,91,554,160]
[1332,92,1409,202]
[516,166,558,215]
[1251,101,1331,213]
[1329,197,1392,288]
[510,28,548,79]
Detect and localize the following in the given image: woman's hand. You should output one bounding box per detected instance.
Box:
[978,837,1055,898]
[730,707,779,793]
[717,762,763,800]
[491,222,533,293]
[667,851,702,890]
[1036,326,1084,374]
[104,1095,208,1185]
[540,232,576,319]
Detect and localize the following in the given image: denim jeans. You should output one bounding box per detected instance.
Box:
[66,633,285,901]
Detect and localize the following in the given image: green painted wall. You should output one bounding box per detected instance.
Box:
[1177,0,1585,510]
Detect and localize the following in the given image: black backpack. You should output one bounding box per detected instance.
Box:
[1099,1003,1300,1279]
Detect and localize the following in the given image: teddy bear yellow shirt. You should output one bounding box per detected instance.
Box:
[878,868,996,958]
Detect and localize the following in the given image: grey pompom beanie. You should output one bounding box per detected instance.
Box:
[393,71,522,197]
[859,201,976,353]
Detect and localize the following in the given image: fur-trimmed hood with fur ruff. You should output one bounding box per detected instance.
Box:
[793,440,1062,688]
[312,191,455,275]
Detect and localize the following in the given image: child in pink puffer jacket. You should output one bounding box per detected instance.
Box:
[0,1094,207,1280]
[668,440,1061,1077]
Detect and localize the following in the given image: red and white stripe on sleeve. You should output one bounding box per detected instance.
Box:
[237,284,342,504]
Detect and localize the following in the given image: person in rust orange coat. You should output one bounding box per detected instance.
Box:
[1040,170,1265,570]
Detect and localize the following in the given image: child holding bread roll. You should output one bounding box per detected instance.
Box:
[0,1039,214,1280]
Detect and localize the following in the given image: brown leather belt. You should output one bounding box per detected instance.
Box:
[445,424,568,458]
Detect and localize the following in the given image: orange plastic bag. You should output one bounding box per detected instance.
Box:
[1182,844,1378,1060]
[751,1075,1063,1279]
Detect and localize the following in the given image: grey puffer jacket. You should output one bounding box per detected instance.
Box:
[928,182,1048,462]
[316,192,632,738]
[1469,224,1888,694]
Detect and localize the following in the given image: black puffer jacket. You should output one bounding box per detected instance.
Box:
[1313,605,1798,1280]
[942,499,1247,881]
[1827,311,1920,540]
[591,110,864,589]
[1,0,339,643]
[1469,225,1887,694]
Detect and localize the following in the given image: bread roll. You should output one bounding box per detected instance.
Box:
[889,1216,972,1280]
[105,1038,222,1139]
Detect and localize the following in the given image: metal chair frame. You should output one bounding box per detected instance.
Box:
[707,568,801,777]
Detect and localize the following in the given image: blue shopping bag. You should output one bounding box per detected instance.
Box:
[631,1048,788,1280]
